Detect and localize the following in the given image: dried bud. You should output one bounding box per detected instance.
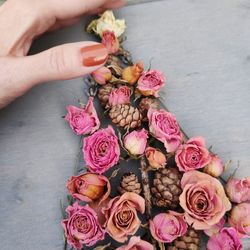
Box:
[145,147,166,169]
[102,30,120,54]
[91,67,112,85]
[108,86,131,107]
[122,62,144,85]
[203,154,224,177]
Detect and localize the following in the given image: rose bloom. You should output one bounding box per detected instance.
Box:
[148,108,182,153]
[91,66,112,85]
[226,177,250,203]
[102,192,145,243]
[145,147,166,169]
[149,211,187,243]
[66,173,111,205]
[137,70,165,97]
[207,227,242,250]
[203,154,224,177]
[65,97,100,135]
[116,236,154,250]
[229,202,250,238]
[102,30,119,54]
[83,126,120,174]
[108,86,131,107]
[204,217,225,237]
[175,137,211,172]
[61,202,105,249]
[179,170,231,230]
[122,62,144,85]
[124,129,148,155]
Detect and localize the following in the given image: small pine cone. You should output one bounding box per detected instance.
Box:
[118,172,142,195]
[151,167,182,209]
[98,83,114,107]
[167,228,200,250]
[109,104,142,130]
[138,97,159,121]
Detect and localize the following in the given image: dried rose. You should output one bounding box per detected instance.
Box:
[179,170,231,230]
[148,108,182,153]
[124,129,148,155]
[91,66,112,85]
[61,202,105,249]
[204,217,225,237]
[229,202,250,238]
[207,227,242,250]
[116,236,154,250]
[149,211,188,243]
[102,192,145,243]
[65,97,100,135]
[145,147,166,169]
[66,173,111,205]
[137,70,165,97]
[122,62,144,85]
[102,30,119,54]
[203,154,224,177]
[226,177,250,203]
[175,137,211,172]
[108,86,131,107]
[83,126,120,174]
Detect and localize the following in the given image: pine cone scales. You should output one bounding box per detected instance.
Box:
[98,83,114,107]
[118,172,142,195]
[109,104,142,130]
[138,97,159,121]
[151,167,182,209]
[167,228,200,250]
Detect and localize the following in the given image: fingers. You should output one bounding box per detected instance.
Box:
[0,42,108,108]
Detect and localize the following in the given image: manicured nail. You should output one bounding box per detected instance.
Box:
[81,44,108,67]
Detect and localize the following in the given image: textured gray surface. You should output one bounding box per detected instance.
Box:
[0,0,250,249]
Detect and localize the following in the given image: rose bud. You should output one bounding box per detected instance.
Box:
[229,202,250,238]
[117,236,154,250]
[108,86,131,107]
[124,129,148,155]
[66,173,111,205]
[226,176,250,203]
[145,147,166,169]
[91,66,112,85]
[207,227,242,250]
[122,62,144,85]
[102,30,119,54]
[149,211,188,243]
[204,217,225,237]
[203,154,224,177]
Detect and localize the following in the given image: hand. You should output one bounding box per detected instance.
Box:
[0,0,125,108]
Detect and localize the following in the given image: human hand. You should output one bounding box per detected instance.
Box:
[0,0,125,108]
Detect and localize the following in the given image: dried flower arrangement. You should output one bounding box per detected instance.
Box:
[61,11,250,250]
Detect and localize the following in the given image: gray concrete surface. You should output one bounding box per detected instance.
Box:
[0,0,250,249]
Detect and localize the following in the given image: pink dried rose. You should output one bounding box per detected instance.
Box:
[175,137,211,172]
[179,170,231,230]
[148,108,182,153]
[65,97,100,135]
[207,227,242,250]
[124,128,148,155]
[145,147,166,169]
[102,192,145,243]
[204,217,225,237]
[61,202,105,249]
[116,236,154,250]
[83,126,120,174]
[229,202,250,238]
[66,173,111,205]
[226,177,250,203]
[149,211,187,243]
[108,86,131,107]
[102,30,119,54]
[203,154,224,177]
[91,66,112,85]
[137,70,165,97]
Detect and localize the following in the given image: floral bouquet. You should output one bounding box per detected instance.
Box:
[61,11,250,250]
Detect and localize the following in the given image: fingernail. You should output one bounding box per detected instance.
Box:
[81,44,108,67]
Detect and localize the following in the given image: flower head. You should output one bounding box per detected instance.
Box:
[102,30,119,54]
[108,86,131,107]
[145,147,166,169]
[117,236,154,250]
[122,62,144,85]
[203,154,224,177]
[91,66,112,85]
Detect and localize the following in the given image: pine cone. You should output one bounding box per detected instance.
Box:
[98,83,114,107]
[118,172,142,195]
[109,104,142,130]
[151,167,182,209]
[167,228,200,250]
[138,97,159,121]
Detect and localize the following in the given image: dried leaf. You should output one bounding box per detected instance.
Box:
[93,243,111,250]
[158,242,165,250]
[109,168,120,180]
